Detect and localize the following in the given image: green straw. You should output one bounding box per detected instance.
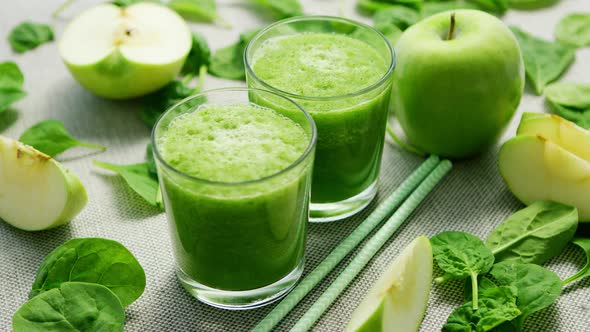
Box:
[290,160,453,332]
[252,155,441,332]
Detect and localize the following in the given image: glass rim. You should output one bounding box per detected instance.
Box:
[244,15,396,102]
[151,87,317,187]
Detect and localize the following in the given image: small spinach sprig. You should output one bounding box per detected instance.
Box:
[432,231,495,309]
[8,21,54,54]
[433,201,582,331]
[19,119,107,157]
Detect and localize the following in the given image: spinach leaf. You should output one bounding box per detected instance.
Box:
[490,261,562,330]
[358,0,396,13]
[13,282,125,332]
[139,78,204,128]
[467,0,507,14]
[358,0,422,14]
[374,6,420,32]
[112,0,154,6]
[168,0,228,26]
[182,32,210,76]
[563,238,590,285]
[19,120,107,157]
[8,21,54,53]
[0,61,27,113]
[94,161,163,209]
[507,0,559,9]
[555,13,590,48]
[463,276,498,302]
[485,201,578,265]
[548,101,590,129]
[145,144,163,206]
[249,0,303,19]
[209,29,259,81]
[421,1,482,19]
[545,82,590,109]
[443,285,521,332]
[146,144,157,177]
[431,231,495,309]
[30,238,146,307]
[510,26,576,95]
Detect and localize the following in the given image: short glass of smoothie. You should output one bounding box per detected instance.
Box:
[245,16,395,222]
[152,88,316,309]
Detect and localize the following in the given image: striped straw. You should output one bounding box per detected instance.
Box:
[252,155,441,332]
[290,160,453,331]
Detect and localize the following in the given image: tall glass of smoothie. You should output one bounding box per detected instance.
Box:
[245,16,395,222]
[152,88,316,309]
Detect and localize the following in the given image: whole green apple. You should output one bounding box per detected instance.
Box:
[392,10,524,158]
[59,3,192,99]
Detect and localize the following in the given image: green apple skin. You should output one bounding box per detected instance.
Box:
[63,52,186,100]
[0,136,88,231]
[392,10,525,158]
[345,236,433,332]
[499,135,590,222]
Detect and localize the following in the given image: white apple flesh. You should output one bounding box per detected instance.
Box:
[499,114,590,221]
[0,136,88,231]
[59,3,192,99]
[345,236,433,332]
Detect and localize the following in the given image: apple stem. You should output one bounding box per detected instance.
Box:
[52,0,77,18]
[447,12,456,41]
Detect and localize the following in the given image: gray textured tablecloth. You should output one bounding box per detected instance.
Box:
[1,0,590,331]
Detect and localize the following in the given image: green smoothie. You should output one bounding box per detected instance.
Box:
[157,104,313,291]
[249,32,392,203]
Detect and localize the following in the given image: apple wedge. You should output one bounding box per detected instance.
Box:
[517,112,590,161]
[59,3,192,99]
[0,136,87,231]
[499,131,590,221]
[345,236,433,332]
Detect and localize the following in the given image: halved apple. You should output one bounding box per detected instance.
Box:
[345,236,433,332]
[59,3,192,99]
[0,136,87,231]
[499,124,590,221]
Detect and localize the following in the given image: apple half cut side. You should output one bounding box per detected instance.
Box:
[345,236,433,332]
[58,3,192,99]
[0,136,88,231]
[499,134,590,222]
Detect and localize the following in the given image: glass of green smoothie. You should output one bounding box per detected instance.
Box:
[245,16,395,222]
[152,88,316,309]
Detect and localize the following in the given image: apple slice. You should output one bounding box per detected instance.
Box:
[499,134,590,221]
[59,2,192,99]
[517,112,590,161]
[0,136,87,231]
[345,236,433,332]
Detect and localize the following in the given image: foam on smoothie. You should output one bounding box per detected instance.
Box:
[158,104,308,183]
[251,33,388,98]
